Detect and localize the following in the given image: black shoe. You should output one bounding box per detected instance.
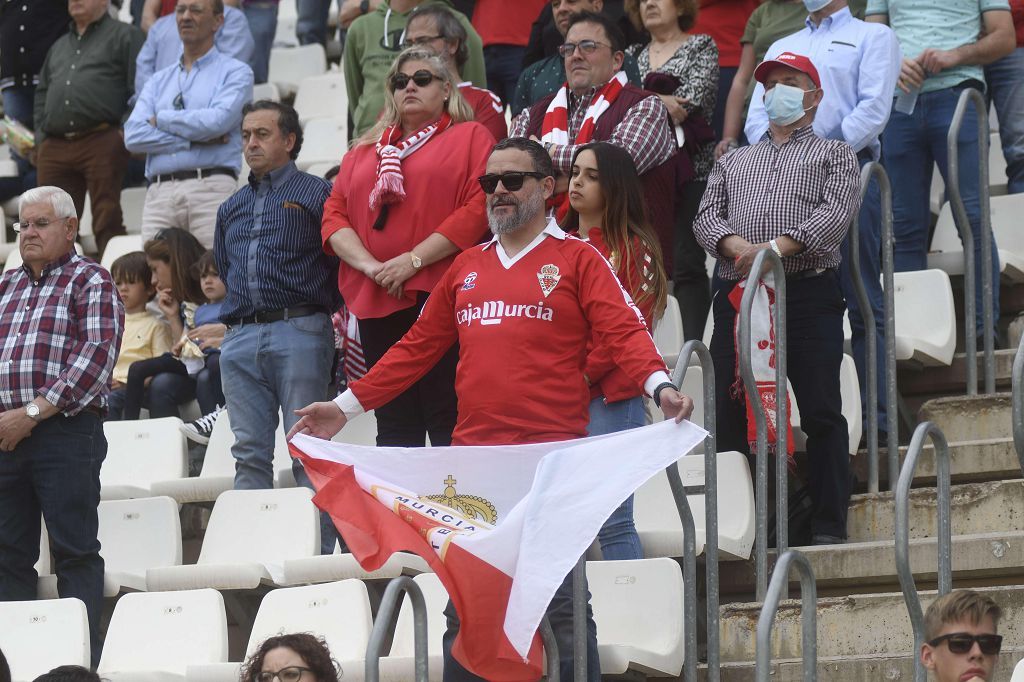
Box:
[180,405,224,445]
[811,534,846,546]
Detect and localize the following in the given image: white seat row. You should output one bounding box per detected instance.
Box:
[928,192,1024,283]
[296,116,347,170]
[268,44,328,98]
[293,72,348,126]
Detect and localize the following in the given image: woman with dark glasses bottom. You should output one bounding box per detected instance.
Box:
[240,633,340,682]
[920,590,1003,682]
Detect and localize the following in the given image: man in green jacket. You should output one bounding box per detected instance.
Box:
[344,0,486,139]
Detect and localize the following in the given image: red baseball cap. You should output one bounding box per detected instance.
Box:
[753,52,821,89]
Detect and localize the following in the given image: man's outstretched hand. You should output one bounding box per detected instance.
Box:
[288,401,348,441]
[658,387,695,423]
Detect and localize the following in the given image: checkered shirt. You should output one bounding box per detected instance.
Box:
[0,251,124,415]
[694,125,861,281]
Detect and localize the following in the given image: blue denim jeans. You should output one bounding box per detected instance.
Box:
[220,312,338,554]
[586,395,645,560]
[296,0,340,46]
[243,2,278,84]
[839,153,888,436]
[985,47,1024,194]
[0,412,106,666]
[441,567,601,682]
[882,84,1001,336]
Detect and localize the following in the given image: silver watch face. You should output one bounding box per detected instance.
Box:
[26,404,40,418]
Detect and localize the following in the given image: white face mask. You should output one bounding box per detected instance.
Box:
[763,83,818,126]
[803,0,832,11]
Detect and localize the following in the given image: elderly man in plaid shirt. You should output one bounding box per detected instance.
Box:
[694,53,861,546]
[0,186,124,666]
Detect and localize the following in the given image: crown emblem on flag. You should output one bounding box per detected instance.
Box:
[426,475,498,524]
[537,264,561,298]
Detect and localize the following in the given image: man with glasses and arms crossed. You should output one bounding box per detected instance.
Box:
[290,138,694,681]
[921,589,1003,682]
[0,186,124,668]
[125,0,253,249]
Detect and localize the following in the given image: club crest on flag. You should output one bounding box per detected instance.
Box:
[426,474,498,524]
[537,264,560,298]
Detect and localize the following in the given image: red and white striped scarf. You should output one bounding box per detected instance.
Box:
[370,113,452,210]
[540,71,628,146]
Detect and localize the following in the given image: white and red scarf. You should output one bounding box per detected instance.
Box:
[540,70,628,147]
[728,274,795,468]
[370,112,453,210]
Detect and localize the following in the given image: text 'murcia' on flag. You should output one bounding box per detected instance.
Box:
[289,418,708,681]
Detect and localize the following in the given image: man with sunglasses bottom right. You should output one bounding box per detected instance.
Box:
[921,590,1003,682]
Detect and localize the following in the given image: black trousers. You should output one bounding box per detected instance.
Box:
[674,180,712,341]
[709,270,852,539]
[357,293,458,447]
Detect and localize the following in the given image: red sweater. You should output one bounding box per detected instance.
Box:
[692,0,760,67]
[349,227,669,446]
[321,121,495,319]
[458,83,508,141]
[583,228,660,403]
[471,0,548,47]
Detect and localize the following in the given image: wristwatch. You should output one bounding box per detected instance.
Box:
[410,252,423,269]
[25,402,41,422]
[652,381,677,409]
[360,0,370,14]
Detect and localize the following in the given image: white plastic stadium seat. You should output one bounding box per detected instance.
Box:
[100,234,144,270]
[98,588,228,680]
[928,192,1024,283]
[146,488,320,592]
[295,116,347,170]
[268,44,327,97]
[294,72,348,125]
[120,187,148,234]
[152,409,238,504]
[1010,656,1024,682]
[589,558,684,677]
[0,598,90,681]
[99,496,182,595]
[891,269,957,366]
[100,417,189,500]
[186,579,373,682]
[5,238,83,272]
[630,450,754,561]
[378,572,449,682]
[282,545,428,585]
[251,82,281,102]
[653,295,684,365]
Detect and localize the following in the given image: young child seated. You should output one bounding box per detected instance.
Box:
[179,251,228,443]
[106,252,172,421]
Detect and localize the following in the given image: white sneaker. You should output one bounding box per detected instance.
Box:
[180,406,224,445]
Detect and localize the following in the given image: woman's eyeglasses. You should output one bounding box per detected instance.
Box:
[390,70,442,91]
[477,171,547,194]
[255,666,313,682]
[927,633,1003,656]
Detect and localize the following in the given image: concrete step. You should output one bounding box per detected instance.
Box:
[718,584,1023,663]
[847,478,1024,543]
[719,531,1024,598]
[852,437,1022,488]
[898,349,1014,396]
[702,648,1024,681]
[919,393,1014,441]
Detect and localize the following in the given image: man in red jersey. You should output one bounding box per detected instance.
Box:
[290,137,693,681]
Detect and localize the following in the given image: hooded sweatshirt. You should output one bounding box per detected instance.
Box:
[344,0,487,139]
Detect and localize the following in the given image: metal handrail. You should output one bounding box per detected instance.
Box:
[539,616,560,682]
[755,550,818,682]
[671,339,720,681]
[1013,334,1024,476]
[947,87,995,395]
[895,422,952,682]
[572,557,586,682]
[738,249,788,600]
[850,161,898,492]
[365,576,429,682]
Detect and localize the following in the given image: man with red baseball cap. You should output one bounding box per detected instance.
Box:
[693,50,862,546]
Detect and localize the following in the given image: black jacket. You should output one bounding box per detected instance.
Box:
[0,0,70,91]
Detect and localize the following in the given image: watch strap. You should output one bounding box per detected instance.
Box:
[652,381,677,409]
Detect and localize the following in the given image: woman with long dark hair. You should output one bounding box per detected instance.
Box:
[564,141,669,560]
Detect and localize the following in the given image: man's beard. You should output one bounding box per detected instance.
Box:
[487,191,545,235]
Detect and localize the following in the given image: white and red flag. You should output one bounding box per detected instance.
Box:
[289,419,707,681]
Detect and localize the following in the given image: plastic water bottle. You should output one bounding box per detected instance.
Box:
[894,84,920,115]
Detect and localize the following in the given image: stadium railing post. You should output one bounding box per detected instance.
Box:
[755,549,818,682]
[1012,334,1024,476]
[365,575,429,682]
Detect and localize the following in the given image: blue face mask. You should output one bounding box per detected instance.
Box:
[763,83,816,126]
[803,0,832,11]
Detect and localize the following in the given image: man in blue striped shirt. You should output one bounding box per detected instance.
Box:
[215,100,340,554]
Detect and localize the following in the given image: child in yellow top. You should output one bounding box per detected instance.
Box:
[106,252,172,420]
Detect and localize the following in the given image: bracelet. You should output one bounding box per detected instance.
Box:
[769,239,783,259]
[652,381,677,409]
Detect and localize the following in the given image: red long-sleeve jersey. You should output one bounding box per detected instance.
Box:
[348,224,668,446]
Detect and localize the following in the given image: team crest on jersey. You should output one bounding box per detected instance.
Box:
[537,264,561,298]
[462,272,477,291]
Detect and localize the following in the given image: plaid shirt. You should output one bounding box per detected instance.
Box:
[694,125,861,281]
[509,87,676,176]
[0,251,124,415]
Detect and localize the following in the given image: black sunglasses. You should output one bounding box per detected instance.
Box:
[390,69,442,91]
[928,633,1003,656]
[477,171,547,194]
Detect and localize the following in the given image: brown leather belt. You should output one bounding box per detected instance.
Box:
[51,122,112,141]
